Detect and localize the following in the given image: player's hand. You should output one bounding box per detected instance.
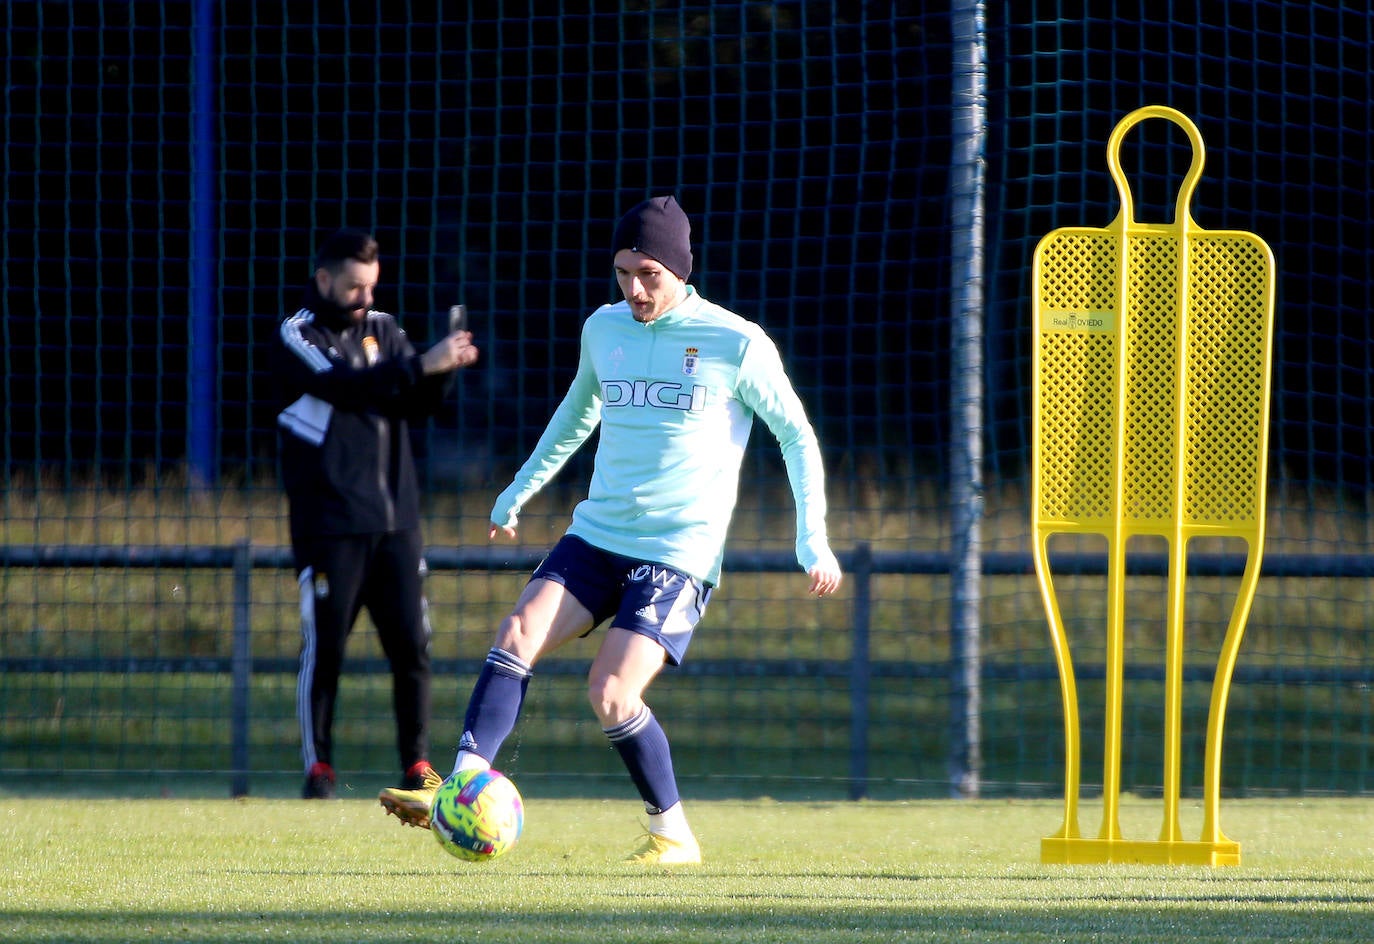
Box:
[489,522,517,541]
[807,562,842,598]
[421,330,479,375]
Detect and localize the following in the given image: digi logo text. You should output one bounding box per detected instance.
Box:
[601,379,708,412]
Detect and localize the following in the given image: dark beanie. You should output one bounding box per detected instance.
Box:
[611,195,693,280]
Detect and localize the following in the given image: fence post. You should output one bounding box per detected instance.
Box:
[848,541,872,800]
[948,0,987,800]
[229,540,252,797]
[188,0,219,484]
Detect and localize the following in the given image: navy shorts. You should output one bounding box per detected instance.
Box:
[531,535,712,666]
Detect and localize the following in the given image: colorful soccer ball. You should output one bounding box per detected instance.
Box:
[429,768,524,862]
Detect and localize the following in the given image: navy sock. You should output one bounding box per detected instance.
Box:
[605,707,680,814]
[458,648,532,763]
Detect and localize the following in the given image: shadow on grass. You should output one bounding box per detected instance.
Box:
[6,889,1373,944]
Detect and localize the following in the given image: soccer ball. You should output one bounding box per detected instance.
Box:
[429,768,524,862]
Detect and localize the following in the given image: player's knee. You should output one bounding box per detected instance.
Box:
[494,612,537,658]
[586,671,640,727]
[498,615,564,668]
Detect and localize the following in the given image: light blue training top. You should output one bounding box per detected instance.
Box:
[490,286,836,586]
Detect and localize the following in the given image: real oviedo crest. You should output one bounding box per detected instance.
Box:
[682,347,699,376]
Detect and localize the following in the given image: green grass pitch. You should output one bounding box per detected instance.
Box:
[3,795,1370,943]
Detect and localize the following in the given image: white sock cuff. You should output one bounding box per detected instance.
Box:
[602,706,653,742]
[452,750,493,776]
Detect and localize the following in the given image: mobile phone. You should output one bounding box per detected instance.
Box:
[448,304,467,333]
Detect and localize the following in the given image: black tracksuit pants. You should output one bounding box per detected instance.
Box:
[294,528,432,775]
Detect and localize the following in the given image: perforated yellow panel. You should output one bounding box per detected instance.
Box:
[1035,232,1117,525]
[1036,231,1271,532]
[1030,107,1275,866]
[1183,237,1271,523]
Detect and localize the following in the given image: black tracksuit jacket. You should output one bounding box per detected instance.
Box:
[274,285,453,542]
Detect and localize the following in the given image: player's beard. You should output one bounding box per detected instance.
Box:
[628,285,685,323]
[630,297,658,322]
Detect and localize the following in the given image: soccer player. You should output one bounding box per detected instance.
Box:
[379,196,842,862]
[276,228,479,800]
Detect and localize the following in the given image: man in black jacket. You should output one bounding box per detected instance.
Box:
[275,228,478,800]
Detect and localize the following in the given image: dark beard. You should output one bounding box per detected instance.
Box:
[303,282,358,330]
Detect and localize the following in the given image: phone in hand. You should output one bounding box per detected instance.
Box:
[448,304,467,333]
